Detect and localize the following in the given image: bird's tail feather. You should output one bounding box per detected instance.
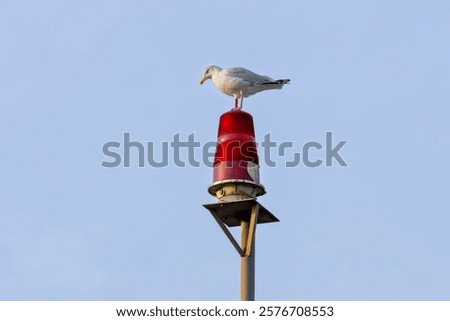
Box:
[261,79,290,85]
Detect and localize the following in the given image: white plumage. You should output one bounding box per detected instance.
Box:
[200,65,290,109]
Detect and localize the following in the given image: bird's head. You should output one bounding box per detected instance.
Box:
[200,65,221,85]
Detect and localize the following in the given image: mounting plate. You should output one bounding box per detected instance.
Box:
[203,198,279,227]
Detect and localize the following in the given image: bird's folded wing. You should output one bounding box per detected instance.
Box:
[224,68,274,85]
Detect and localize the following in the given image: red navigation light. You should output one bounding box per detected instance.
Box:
[208,110,265,201]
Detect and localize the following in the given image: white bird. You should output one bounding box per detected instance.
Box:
[200,65,290,110]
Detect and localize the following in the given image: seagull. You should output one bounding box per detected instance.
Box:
[200,65,290,110]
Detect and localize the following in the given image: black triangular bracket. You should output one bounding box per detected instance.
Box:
[203,199,279,257]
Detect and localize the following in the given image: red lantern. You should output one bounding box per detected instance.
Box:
[208,110,265,201]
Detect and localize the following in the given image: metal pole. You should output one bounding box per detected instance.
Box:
[240,219,255,301]
[204,199,275,301]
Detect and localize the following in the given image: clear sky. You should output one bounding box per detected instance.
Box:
[1,0,449,300]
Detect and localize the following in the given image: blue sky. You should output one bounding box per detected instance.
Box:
[1,0,449,300]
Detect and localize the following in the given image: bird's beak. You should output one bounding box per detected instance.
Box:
[199,77,205,85]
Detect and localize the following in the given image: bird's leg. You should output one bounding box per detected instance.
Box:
[233,97,239,110]
[239,91,244,109]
